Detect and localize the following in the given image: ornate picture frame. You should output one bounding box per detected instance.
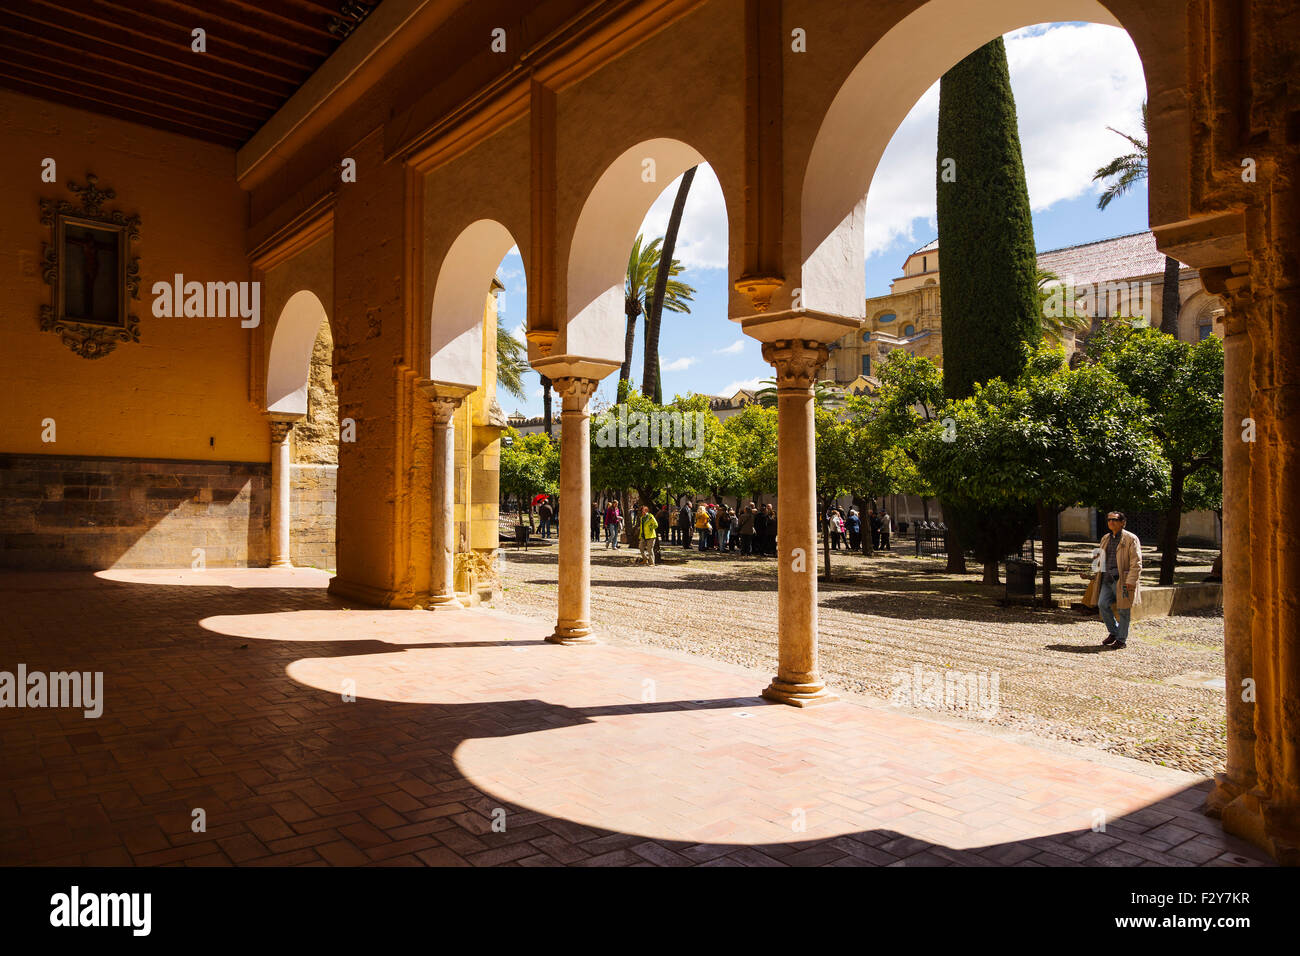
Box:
[39,174,141,359]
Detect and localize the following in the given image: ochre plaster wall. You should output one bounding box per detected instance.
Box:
[1,89,265,463]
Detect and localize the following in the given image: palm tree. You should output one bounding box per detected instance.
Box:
[495,313,528,400]
[540,374,553,437]
[621,234,695,391]
[755,378,844,409]
[1092,102,1182,336]
[1035,268,1091,346]
[643,167,698,403]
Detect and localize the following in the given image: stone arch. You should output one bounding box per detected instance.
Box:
[267,289,330,415]
[798,0,1162,315]
[1178,288,1224,342]
[562,138,721,365]
[427,219,521,387]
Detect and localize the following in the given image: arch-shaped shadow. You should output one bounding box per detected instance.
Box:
[0,570,1267,867]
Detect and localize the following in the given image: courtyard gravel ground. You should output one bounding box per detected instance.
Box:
[496,539,1227,777]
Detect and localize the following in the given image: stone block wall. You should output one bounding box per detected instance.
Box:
[0,453,269,569]
[291,463,336,569]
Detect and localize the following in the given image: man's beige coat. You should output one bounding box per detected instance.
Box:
[1082,528,1143,610]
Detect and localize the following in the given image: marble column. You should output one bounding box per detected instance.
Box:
[760,339,837,706]
[1208,308,1257,816]
[268,417,297,568]
[418,382,466,608]
[548,376,599,644]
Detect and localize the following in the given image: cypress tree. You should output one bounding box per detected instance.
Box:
[936,37,1039,400]
[934,37,1040,581]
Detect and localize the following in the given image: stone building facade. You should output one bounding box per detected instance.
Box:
[825,231,1226,390]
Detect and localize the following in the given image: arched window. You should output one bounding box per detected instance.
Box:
[862,331,871,342]
[877,312,896,324]
[903,324,915,336]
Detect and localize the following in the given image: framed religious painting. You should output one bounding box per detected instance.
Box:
[39,174,141,359]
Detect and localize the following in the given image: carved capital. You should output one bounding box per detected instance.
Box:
[428,397,462,425]
[761,339,828,390]
[269,420,295,444]
[553,376,599,412]
[416,379,470,425]
[1202,262,1252,336]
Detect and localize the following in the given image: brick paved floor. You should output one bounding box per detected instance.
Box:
[0,569,1270,866]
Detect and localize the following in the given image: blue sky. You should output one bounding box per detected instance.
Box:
[498,22,1148,418]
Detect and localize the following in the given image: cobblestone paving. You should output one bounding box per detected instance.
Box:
[1,567,1264,867]
[499,541,1229,776]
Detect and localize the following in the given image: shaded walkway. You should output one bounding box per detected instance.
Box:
[0,570,1268,866]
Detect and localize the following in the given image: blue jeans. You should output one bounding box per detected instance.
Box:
[1099,576,1131,642]
[718,528,730,550]
[698,529,708,549]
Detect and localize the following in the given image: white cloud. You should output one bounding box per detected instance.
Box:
[661,356,697,372]
[719,376,766,396]
[639,164,729,271]
[863,23,1146,259]
[533,386,544,398]
[509,321,527,344]
[714,339,745,355]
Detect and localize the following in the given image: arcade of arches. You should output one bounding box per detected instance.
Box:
[1,0,1297,862]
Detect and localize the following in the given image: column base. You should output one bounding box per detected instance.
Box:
[547,622,596,645]
[425,593,464,609]
[1219,789,1300,865]
[1204,772,1248,817]
[761,677,839,708]
[270,559,293,568]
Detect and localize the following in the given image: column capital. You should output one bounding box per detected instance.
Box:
[266,414,301,444]
[552,375,599,410]
[761,339,829,390]
[416,379,472,424]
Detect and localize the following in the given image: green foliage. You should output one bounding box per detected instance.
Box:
[721,404,778,497]
[936,37,1040,400]
[495,312,528,401]
[499,428,558,512]
[1085,323,1223,510]
[754,379,844,409]
[589,391,727,505]
[1092,101,1148,210]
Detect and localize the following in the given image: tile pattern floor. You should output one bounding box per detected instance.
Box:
[0,569,1271,866]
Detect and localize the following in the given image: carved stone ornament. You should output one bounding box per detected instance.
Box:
[39,174,142,359]
[761,339,829,390]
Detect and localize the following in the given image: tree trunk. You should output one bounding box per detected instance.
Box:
[643,166,697,404]
[1037,502,1060,606]
[1038,502,1060,573]
[1159,464,1186,585]
[541,375,553,436]
[944,503,967,572]
[1160,255,1181,336]
[921,497,931,522]
[620,298,640,386]
[982,559,999,585]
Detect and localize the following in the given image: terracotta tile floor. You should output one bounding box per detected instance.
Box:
[0,569,1271,866]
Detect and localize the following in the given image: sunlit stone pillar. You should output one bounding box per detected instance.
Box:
[418,382,467,608]
[1208,308,1257,816]
[548,376,599,644]
[760,340,837,706]
[268,416,298,568]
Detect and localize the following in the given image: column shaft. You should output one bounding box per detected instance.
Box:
[269,420,294,568]
[548,377,598,644]
[760,340,836,706]
[1209,316,1256,814]
[428,399,461,607]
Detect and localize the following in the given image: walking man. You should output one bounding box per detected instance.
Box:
[1083,511,1143,649]
[538,499,554,538]
[879,509,892,551]
[591,501,601,543]
[638,505,658,566]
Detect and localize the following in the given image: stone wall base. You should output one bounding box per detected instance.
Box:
[0,453,269,569]
[291,463,336,569]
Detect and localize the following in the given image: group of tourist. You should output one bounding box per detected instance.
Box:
[822,507,893,551]
[668,500,779,557]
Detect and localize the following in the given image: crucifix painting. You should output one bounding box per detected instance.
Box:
[39,174,141,359]
[62,222,122,325]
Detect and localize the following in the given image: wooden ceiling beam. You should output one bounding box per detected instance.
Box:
[18,3,310,92]
[0,25,283,114]
[1,45,264,131]
[1,13,293,106]
[143,0,339,55]
[0,62,254,144]
[36,0,325,75]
